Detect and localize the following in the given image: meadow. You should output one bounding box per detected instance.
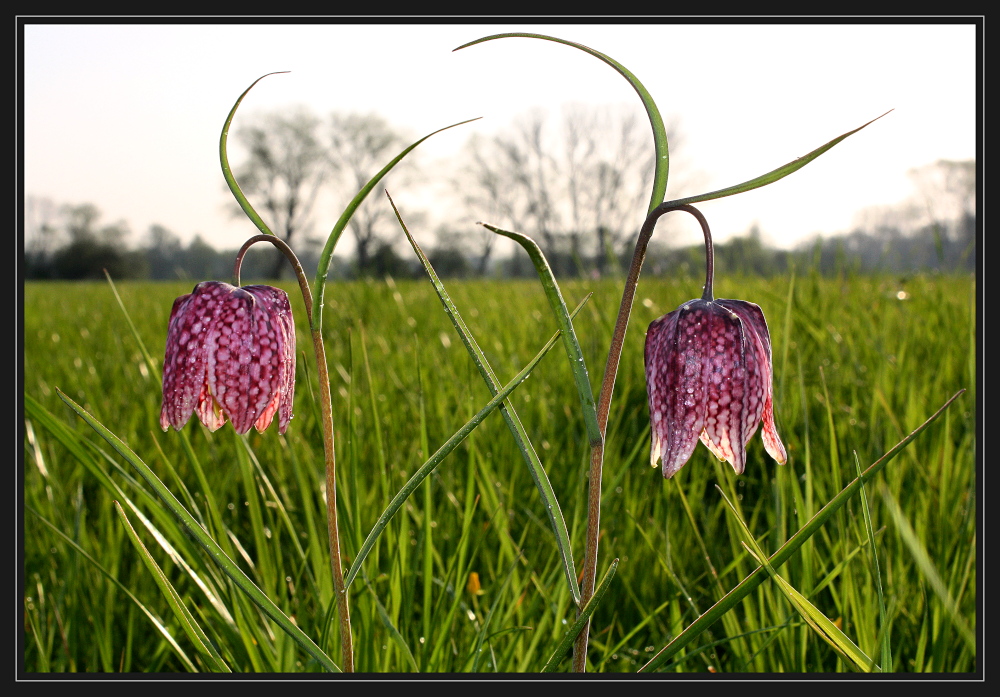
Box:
[22,270,976,673]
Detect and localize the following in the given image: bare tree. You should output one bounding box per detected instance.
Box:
[25,195,61,265]
[231,108,327,278]
[456,104,683,276]
[327,112,411,276]
[907,159,976,239]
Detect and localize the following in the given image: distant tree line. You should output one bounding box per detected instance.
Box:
[24,100,975,282]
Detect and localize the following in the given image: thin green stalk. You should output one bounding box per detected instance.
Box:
[575,203,711,671]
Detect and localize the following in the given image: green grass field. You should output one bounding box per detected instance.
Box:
[22,271,977,673]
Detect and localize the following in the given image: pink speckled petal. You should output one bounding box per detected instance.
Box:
[160,284,223,431]
[205,287,256,434]
[719,299,785,465]
[243,285,295,434]
[697,303,752,474]
[160,280,296,436]
[646,300,712,478]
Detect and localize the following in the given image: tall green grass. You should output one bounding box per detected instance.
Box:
[23,271,976,672]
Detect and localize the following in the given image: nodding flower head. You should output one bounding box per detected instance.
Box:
[160,281,295,435]
[645,298,786,478]
[641,205,785,479]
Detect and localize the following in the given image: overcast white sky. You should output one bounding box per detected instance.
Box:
[22,21,978,256]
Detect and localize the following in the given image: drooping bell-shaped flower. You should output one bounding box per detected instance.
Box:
[160,281,296,435]
[643,206,785,478]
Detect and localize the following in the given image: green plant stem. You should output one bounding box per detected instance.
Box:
[573,203,708,671]
[233,234,352,671]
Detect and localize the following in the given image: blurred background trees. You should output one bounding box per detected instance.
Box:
[23,101,976,282]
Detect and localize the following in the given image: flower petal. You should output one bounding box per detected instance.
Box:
[160,285,218,431]
[696,302,755,474]
[243,285,295,434]
[718,299,785,465]
[646,300,711,478]
[205,287,258,435]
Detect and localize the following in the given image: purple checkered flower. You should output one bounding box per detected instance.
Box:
[160,281,296,435]
[645,297,786,478]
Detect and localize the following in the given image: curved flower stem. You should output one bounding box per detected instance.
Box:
[232,234,353,672]
[573,203,710,672]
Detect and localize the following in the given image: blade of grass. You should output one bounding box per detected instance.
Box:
[455,33,669,213]
[390,192,582,606]
[359,570,419,672]
[480,223,600,446]
[470,553,524,672]
[541,558,619,672]
[853,451,892,671]
[344,296,586,591]
[717,486,877,672]
[658,111,891,210]
[310,118,480,331]
[879,482,976,652]
[55,388,341,673]
[639,389,964,672]
[114,501,231,672]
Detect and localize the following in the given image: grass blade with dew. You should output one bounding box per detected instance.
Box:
[480,223,600,446]
[639,389,965,672]
[541,558,619,672]
[455,33,669,214]
[114,501,231,672]
[344,293,590,591]
[55,389,341,673]
[717,486,878,672]
[389,192,582,606]
[470,552,524,672]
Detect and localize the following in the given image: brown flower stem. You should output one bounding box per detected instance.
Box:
[233,235,353,672]
[573,203,711,672]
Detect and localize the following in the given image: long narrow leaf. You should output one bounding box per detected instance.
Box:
[480,223,600,446]
[344,294,588,591]
[717,487,877,672]
[541,558,619,672]
[54,389,341,673]
[310,118,480,330]
[639,389,964,672]
[389,193,582,606]
[115,501,231,672]
[658,111,891,210]
[455,33,670,213]
[219,72,286,238]
[27,505,200,672]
